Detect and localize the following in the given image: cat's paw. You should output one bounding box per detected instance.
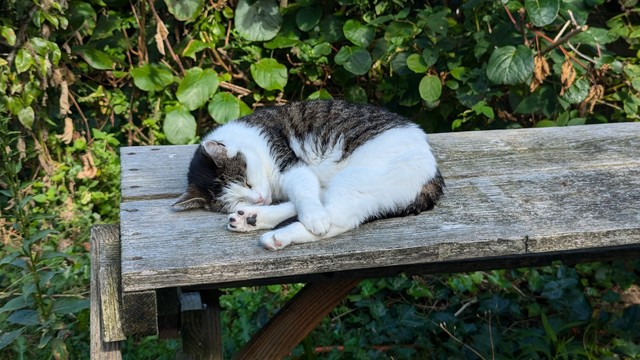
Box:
[299,207,331,236]
[260,230,292,251]
[228,209,259,232]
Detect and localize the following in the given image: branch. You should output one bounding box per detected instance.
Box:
[540,25,588,55]
[148,0,186,75]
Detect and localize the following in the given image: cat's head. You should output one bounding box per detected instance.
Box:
[172,140,271,212]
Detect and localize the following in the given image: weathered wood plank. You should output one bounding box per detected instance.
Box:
[90,225,123,359]
[120,123,640,200]
[233,279,360,360]
[120,123,640,292]
[95,225,126,342]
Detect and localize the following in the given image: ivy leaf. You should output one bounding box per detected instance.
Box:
[307,89,333,100]
[573,27,616,45]
[182,40,213,60]
[131,64,174,92]
[207,92,252,124]
[562,78,589,104]
[75,48,115,70]
[335,46,371,75]
[176,67,219,111]
[164,0,204,21]
[296,6,322,32]
[164,104,196,144]
[345,85,368,103]
[422,48,438,67]
[406,53,428,73]
[320,16,344,43]
[486,45,534,85]
[343,20,375,48]
[525,0,560,27]
[18,106,35,129]
[419,75,442,102]
[15,49,33,74]
[0,26,16,46]
[235,0,282,42]
[250,58,288,91]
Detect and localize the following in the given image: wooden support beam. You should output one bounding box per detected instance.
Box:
[121,290,158,336]
[233,279,360,360]
[90,224,123,359]
[179,290,223,360]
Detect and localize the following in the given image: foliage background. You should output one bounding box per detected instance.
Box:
[1,0,639,358]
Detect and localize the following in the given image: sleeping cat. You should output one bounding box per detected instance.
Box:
[173,100,444,250]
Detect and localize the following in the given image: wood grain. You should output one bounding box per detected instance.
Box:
[232,279,360,360]
[119,123,640,292]
[90,224,123,359]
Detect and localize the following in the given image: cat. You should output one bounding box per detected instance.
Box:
[173,99,444,250]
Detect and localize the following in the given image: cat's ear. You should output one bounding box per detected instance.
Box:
[203,140,227,166]
[172,185,207,211]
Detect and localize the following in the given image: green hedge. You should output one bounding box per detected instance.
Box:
[1,0,639,358]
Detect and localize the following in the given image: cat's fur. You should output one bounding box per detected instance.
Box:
[173,100,444,250]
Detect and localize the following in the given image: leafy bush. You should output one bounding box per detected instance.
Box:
[0,0,639,358]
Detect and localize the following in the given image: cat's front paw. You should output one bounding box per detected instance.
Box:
[299,207,331,236]
[260,230,292,251]
[228,209,259,232]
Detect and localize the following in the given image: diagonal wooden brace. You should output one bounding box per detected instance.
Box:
[233,278,360,359]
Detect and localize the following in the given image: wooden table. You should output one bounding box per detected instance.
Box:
[91,122,640,359]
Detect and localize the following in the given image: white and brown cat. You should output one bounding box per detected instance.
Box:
[173,100,444,250]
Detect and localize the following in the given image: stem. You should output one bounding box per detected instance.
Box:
[540,25,588,55]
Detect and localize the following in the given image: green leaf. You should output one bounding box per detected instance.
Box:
[343,20,375,48]
[312,43,332,57]
[384,21,415,41]
[164,0,204,21]
[15,49,33,74]
[535,119,557,127]
[472,100,495,119]
[7,309,40,326]
[0,296,32,313]
[75,48,115,70]
[182,40,213,60]
[573,27,616,45]
[0,26,16,46]
[406,54,428,73]
[320,16,344,43]
[307,89,333,100]
[525,0,560,27]
[0,329,23,351]
[18,106,35,129]
[235,0,282,41]
[335,46,371,75]
[562,78,589,104]
[207,93,252,124]
[164,104,196,144]
[51,298,89,315]
[131,64,174,92]
[176,68,219,110]
[422,48,438,67]
[91,14,123,41]
[250,58,288,91]
[419,75,442,102]
[345,85,368,104]
[486,45,534,85]
[296,6,322,32]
